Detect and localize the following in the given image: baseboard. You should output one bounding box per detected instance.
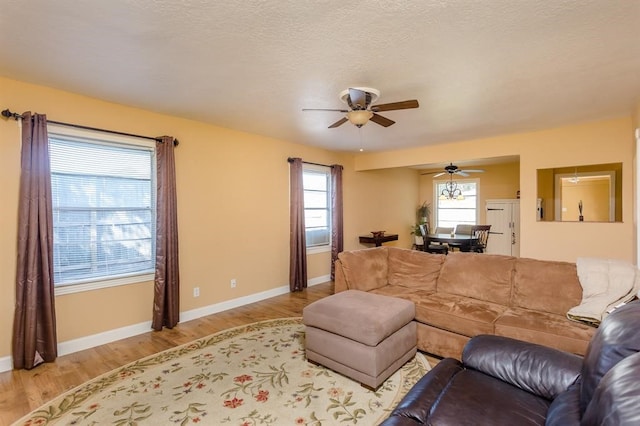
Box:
[0,275,332,373]
[179,285,291,323]
[0,356,12,372]
[308,274,331,287]
[179,274,330,323]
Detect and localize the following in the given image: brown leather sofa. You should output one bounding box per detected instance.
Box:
[334,247,596,358]
[381,300,640,425]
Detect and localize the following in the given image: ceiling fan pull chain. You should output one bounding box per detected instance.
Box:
[359,127,364,152]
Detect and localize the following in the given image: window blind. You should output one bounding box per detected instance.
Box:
[49,137,156,285]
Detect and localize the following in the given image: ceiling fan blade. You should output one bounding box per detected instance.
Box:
[371,99,419,112]
[370,113,395,127]
[328,117,349,128]
[348,88,370,110]
[302,108,349,112]
[456,171,470,177]
[432,172,446,178]
[460,169,485,173]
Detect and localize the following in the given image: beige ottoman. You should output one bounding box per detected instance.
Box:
[303,290,416,389]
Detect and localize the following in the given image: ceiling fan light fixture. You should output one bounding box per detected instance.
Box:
[347,110,373,126]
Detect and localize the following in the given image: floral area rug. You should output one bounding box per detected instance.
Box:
[15,318,430,425]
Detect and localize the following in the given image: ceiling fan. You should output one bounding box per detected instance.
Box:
[302,87,419,128]
[422,163,485,178]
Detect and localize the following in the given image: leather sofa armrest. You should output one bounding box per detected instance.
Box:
[545,382,581,426]
[380,358,464,425]
[462,335,582,400]
[379,416,423,425]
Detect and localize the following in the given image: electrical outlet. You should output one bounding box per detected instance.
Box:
[193,287,200,297]
[230,278,237,288]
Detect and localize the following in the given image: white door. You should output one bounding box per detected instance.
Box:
[486,200,520,256]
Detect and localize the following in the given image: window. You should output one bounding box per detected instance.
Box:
[435,179,479,229]
[303,164,331,250]
[48,124,156,293]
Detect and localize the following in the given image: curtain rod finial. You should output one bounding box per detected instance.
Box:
[2,109,22,120]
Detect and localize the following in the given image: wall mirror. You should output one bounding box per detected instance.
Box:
[536,163,622,222]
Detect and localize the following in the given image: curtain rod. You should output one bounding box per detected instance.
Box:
[2,108,179,146]
[287,157,333,168]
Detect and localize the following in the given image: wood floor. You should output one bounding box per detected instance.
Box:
[0,282,438,425]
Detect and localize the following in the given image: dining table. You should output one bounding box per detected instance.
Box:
[424,233,478,251]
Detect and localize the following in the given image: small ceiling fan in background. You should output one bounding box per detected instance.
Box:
[421,163,485,178]
[302,87,419,128]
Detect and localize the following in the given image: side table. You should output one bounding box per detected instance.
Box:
[359,234,398,247]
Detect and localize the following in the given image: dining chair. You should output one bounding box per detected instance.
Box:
[447,224,474,252]
[425,226,454,254]
[461,225,492,253]
[413,224,428,251]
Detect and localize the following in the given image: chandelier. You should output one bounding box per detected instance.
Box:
[568,167,579,184]
[439,175,465,200]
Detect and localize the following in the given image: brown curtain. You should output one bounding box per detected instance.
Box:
[330,164,344,280]
[152,136,180,331]
[12,112,57,370]
[289,157,307,292]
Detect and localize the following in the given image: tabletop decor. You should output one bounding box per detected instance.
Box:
[14,318,429,425]
[579,199,584,221]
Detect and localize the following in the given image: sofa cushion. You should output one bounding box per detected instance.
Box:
[428,369,551,425]
[513,258,583,315]
[414,292,507,337]
[337,247,389,292]
[495,307,596,355]
[437,252,516,305]
[387,247,444,291]
[369,285,433,300]
[462,335,582,400]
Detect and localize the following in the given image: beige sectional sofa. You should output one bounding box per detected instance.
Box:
[334,246,597,359]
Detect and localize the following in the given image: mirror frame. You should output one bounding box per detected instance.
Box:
[554,171,616,222]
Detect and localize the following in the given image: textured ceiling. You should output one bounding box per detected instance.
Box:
[1,1,639,152]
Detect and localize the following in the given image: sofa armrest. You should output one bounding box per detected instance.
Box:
[379,416,424,425]
[334,259,348,292]
[334,248,389,292]
[545,382,581,426]
[380,358,464,425]
[462,335,582,400]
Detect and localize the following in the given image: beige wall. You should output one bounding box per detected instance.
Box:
[355,117,636,263]
[0,75,637,363]
[0,77,416,360]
